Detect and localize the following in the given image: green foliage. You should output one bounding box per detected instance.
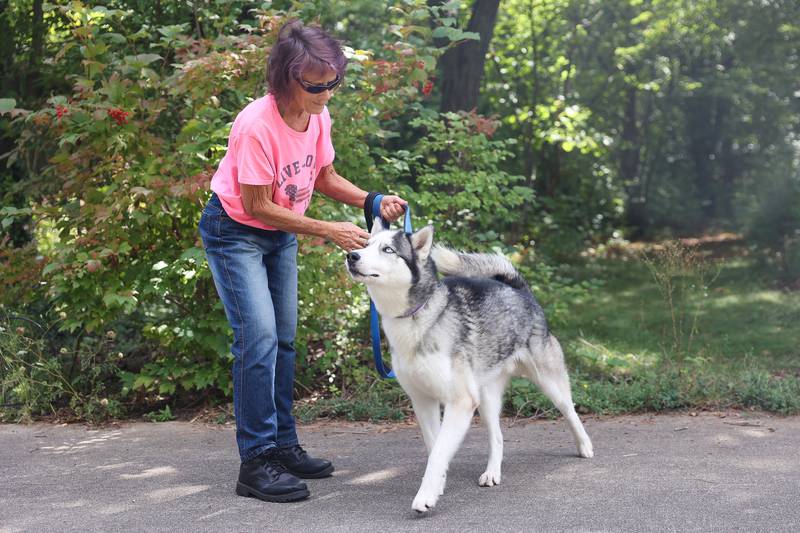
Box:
[143,404,175,422]
[484,0,800,239]
[746,176,800,281]
[641,241,720,363]
[736,372,800,414]
[507,368,800,418]
[484,0,624,248]
[516,255,599,331]
[1,1,447,413]
[2,3,272,405]
[0,312,123,422]
[377,111,533,249]
[1,317,65,421]
[502,243,800,418]
[295,382,410,422]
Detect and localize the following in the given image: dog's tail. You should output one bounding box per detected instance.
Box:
[431,246,530,291]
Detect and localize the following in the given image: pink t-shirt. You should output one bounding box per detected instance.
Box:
[210,94,335,230]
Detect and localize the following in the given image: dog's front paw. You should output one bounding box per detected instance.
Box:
[412,488,439,513]
[578,439,594,458]
[478,469,501,487]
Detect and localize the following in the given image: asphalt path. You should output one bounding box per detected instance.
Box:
[1,412,798,532]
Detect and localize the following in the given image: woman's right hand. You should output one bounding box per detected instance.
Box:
[325,221,370,251]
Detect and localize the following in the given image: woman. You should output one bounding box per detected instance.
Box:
[199,20,406,503]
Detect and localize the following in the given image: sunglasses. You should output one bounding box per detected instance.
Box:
[298,75,341,94]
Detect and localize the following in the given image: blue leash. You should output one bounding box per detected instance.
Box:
[367,194,413,379]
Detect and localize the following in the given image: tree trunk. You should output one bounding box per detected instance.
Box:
[0,0,13,96]
[547,143,561,197]
[191,1,205,40]
[26,0,44,95]
[684,58,725,226]
[29,0,43,67]
[685,95,718,224]
[620,87,646,235]
[522,0,544,186]
[437,0,501,113]
[715,55,736,224]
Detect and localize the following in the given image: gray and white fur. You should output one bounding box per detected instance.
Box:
[346,221,593,513]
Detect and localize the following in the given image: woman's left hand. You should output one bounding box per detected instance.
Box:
[380,195,408,222]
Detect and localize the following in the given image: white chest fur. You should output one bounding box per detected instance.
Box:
[382,317,457,402]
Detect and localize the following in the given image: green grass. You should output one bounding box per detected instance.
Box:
[557,255,800,373]
[294,384,410,423]
[508,368,800,417]
[506,248,800,417]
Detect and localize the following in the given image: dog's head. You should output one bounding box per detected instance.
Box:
[345,217,434,290]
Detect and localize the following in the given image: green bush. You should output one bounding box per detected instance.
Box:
[0,312,123,422]
[377,110,533,249]
[0,3,479,414]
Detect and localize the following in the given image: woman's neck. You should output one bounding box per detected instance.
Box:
[277,99,310,132]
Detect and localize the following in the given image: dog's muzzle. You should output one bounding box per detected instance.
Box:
[346,251,377,278]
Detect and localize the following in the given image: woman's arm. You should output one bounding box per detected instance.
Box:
[313,164,367,208]
[240,183,369,251]
[315,164,407,221]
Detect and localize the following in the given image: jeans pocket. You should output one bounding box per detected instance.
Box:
[202,193,228,217]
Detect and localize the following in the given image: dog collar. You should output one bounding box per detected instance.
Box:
[396,298,429,319]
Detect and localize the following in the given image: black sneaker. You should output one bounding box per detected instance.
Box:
[275,444,334,479]
[235,448,310,503]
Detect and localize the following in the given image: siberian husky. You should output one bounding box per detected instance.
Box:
[345,221,594,513]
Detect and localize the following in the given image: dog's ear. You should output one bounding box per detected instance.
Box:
[370,216,387,237]
[411,225,434,261]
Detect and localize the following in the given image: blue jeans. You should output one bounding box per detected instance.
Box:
[199,193,299,462]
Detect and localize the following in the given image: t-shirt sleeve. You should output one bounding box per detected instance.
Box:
[235,134,275,185]
[316,107,336,169]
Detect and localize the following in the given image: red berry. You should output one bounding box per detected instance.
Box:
[55,104,69,120]
[107,107,130,126]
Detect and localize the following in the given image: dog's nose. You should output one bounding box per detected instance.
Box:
[346,251,360,263]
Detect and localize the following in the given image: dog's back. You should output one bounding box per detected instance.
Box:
[430,247,550,360]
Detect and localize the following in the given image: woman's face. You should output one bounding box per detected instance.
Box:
[291,68,338,115]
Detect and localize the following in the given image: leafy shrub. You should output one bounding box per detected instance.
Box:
[0,312,123,422]
[0,3,457,414]
[377,110,533,249]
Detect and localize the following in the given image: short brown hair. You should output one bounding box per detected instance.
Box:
[267,20,347,103]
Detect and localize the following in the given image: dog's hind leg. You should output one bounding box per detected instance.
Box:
[522,335,594,458]
[477,374,508,486]
[411,397,475,513]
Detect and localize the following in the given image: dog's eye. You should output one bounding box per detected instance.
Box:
[382,246,395,254]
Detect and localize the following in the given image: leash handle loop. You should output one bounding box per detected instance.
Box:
[368,193,413,235]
